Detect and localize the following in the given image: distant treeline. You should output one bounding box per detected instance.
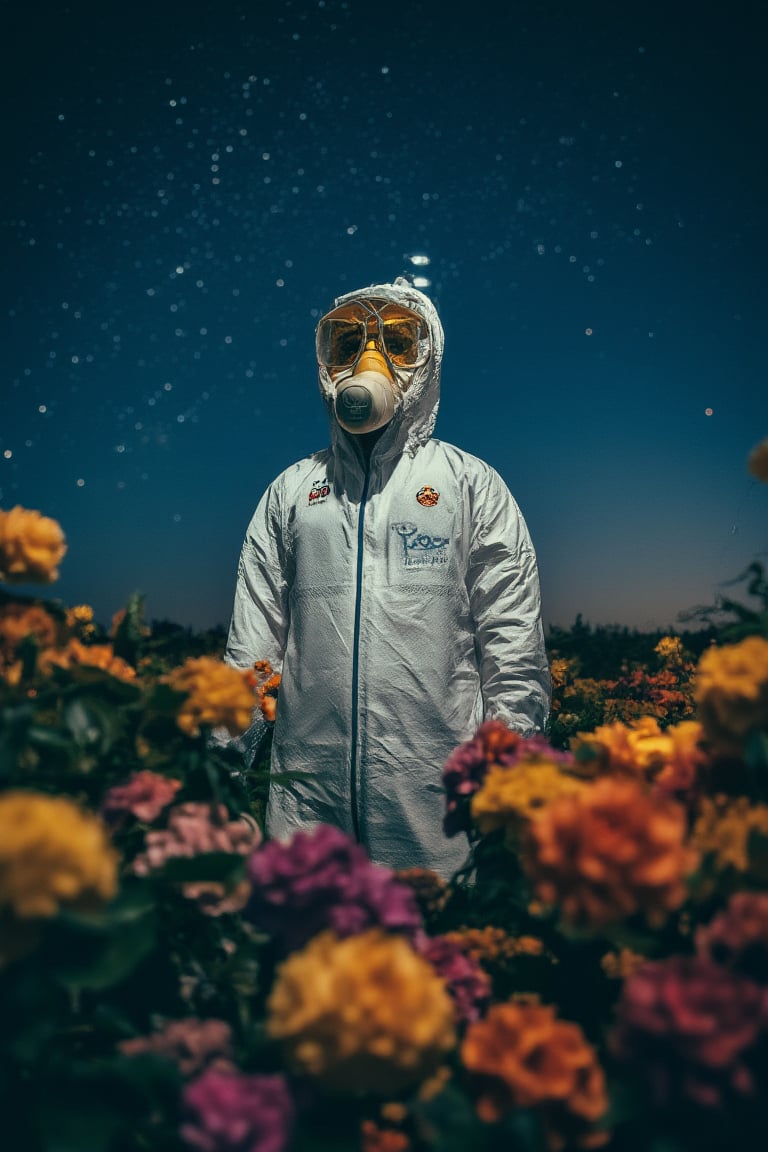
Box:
[545,616,716,680]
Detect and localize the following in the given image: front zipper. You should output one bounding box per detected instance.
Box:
[349,468,370,842]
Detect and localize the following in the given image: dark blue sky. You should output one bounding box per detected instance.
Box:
[2,0,766,632]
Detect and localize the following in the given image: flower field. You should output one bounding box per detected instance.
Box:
[1,453,768,1152]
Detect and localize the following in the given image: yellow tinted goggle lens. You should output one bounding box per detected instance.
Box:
[317,304,428,368]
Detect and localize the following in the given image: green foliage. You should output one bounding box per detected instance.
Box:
[679,561,768,643]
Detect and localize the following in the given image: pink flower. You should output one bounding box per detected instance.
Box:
[133,803,260,872]
[611,954,768,1108]
[132,803,261,916]
[419,934,491,1024]
[102,771,182,823]
[119,1018,233,1078]
[245,824,423,952]
[442,720,574,837]
[696,892,768,982]
[181,1067,293,1152]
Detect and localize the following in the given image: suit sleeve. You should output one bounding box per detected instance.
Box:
[466,467,551,735]
[220,479,290,765]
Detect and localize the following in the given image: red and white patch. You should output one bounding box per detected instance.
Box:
[308,479,330,506]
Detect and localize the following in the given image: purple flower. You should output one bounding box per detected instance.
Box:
[181,1068,293,1152]
[245,824,423,951]
[419,934,491,1025]
[442,720,574,837]
[611,955,768,1109]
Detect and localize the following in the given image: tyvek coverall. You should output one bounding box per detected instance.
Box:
[225,280,551,878]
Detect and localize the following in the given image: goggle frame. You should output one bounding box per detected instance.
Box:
[316,298,431,373]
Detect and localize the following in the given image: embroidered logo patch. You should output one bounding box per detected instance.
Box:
[392,522,449,568]
[308,479,330,507]
[416,485,439,507]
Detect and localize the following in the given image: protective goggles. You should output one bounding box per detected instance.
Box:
[316,299,430,371]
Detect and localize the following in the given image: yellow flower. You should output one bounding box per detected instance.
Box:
[695,637,768,751]
[66,604,97,640]
[67,604,94,624]
[550,659,573,690]
[654,636,685,665]
[747,437,768,482]
[471,758,585,839]
[164,656,258,737]
[0,506,67,584]
[691,795,768,873]
[267,930,456,1095]
[0,791,118,919]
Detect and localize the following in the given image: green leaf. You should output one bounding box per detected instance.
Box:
[36,1103,124,1152]
[146,682,188,714]
[747,827,768,884]
[112,591,148,664]
[745,730,768,797]
[419,1100,551,1152]
[26,724,75,751]
[159,851,247,883]
[48,896,158,991]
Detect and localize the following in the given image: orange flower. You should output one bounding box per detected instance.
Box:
[65,604,97,641]
[249,659,281,722]
[446,926,546,962]
[747,437,768,482]
[41,638,136,683]
[600,948,648,980]
[524,777,698,929]
[549,658,573,691]
[0,506,67,584]
[361,1122,410,1152]
[573,718,706,800]
[695,637,768,752]
[0,603,58,661]
[462,1001,609,1151]
[164,656,257,737]
[395,868,449,921]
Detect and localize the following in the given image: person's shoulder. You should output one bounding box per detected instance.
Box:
[428,439,503,483]
[429,440,523,514]
[263,449,333,494]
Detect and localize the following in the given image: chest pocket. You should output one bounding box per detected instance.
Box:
[383,497,465,589]
[288,485,356,591]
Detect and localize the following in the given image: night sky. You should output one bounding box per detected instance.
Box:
[2,0,766,633]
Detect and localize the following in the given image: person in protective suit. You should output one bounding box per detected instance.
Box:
[224,278,551,878]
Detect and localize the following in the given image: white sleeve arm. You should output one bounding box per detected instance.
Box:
[219,481,290,767]
[466,468,551,735]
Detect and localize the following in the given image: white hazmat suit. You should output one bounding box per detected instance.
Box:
[225,279,551,877]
